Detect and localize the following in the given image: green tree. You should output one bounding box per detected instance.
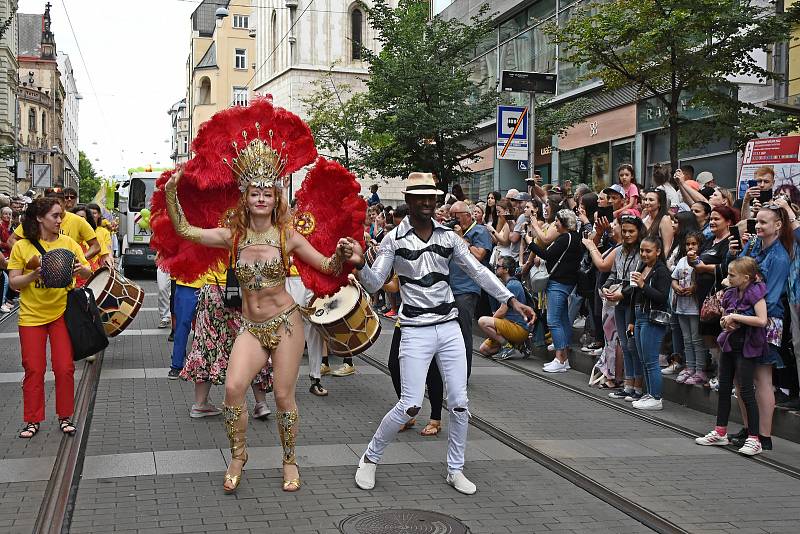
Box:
[546,0,800,172]
[79,151,101,201]
[361,0,499,190]
[300,64,372,175]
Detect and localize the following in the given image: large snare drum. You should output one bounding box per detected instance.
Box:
[306,282,381,357]
[86,267,144,337]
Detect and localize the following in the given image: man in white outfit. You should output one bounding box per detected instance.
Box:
[285,267,328,396]
[156,266,172,329]
[340,173,536,495]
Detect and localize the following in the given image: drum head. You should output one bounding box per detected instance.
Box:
[308,284,359,325]
[86,268,111,296]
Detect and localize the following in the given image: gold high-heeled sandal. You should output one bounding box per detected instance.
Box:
[277,410,301,492]
[223,403,248,494]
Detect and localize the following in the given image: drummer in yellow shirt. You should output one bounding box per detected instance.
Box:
[86,203,114,269]
[8,197,92,439]
[9,189,100,262]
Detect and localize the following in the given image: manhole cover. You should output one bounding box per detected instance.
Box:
[340,509,469,534]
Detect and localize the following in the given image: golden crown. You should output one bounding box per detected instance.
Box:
[222,123,287,192]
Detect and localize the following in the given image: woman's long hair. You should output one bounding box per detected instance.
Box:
[72,204,97,231]
[645,189,669,240]
[486,190,502,230]
[580,192,598,224]
[229,185,291,240]
[760,205,795,259]
[670,210,700,259]
[23,197,61,241]
[86,202,104,225]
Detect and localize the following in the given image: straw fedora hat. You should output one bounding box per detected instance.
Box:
[402,172,444,195]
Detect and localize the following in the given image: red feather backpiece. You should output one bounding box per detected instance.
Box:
[293,157,367,297]
[150,168,240,283]
[149,98,317,282]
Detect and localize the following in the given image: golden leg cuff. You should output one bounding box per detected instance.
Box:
[223,403,247,461]
[276,410,299,465]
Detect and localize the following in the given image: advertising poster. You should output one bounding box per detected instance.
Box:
[737,136,800,198]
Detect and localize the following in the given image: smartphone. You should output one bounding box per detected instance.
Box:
[597,206,614,221]
[746,219,756,235]
[759,189,773,203]
[748,179,758,188]
[729,225,741,245]
[582,227,591,238]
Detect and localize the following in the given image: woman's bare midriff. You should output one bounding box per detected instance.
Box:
[237,244,295,322]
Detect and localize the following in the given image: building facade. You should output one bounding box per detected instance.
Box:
[57,51,79,188]
[0,0,18,194]
[17,4,65,192]
[442,0,777,198]
[168,98,189,166]
[185,0,256,145]
[251,0,404,204]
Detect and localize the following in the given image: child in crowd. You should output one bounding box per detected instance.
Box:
[671,232,709,385]
[617,163,640,213]
[695,257,768,456]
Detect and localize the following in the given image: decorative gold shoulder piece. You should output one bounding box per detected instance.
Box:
[221,123,288,192]
[292,211,316,236]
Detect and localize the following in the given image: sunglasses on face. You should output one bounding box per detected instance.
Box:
[64,195,77,200]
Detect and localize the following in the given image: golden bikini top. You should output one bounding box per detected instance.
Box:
[234,227,289,291]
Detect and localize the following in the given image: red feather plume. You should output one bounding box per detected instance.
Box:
[185,97,317,191]
[293,157,367,297]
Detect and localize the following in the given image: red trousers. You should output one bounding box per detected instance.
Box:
[19,316,75,422]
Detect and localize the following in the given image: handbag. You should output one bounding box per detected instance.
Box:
[648,309,672,326]
[64,287,109,360]
[223,232,243,309]
[700,269,724,323]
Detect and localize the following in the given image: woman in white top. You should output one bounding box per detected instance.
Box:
[652,164,682,210]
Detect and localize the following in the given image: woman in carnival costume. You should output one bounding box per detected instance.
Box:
[151,98,365,494]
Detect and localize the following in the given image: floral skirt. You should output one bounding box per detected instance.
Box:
[180,284,272,390]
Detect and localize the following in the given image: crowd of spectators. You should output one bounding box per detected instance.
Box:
[367,163,800,457]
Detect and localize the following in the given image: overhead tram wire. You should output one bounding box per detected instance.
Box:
[60,0,125,170]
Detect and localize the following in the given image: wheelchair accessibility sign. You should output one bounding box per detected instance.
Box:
[496,105,528,161]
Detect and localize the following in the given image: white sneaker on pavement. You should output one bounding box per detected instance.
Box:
[190,404,222,418]
[355,454,376,490]
[158,318,170,329]
[572,316,586,329]
[737,437,763,456]
[446,471,477,495]
[661,362,682,375]
[543,359,570,373]
[631,394,663,410]
[253,401,271,420]
[695,430,729,446]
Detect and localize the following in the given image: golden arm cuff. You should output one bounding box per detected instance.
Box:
[165,184,202,242]
[319,253,343,276]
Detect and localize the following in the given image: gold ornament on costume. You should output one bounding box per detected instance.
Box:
[219,208,238,228]
[292,211,316,236]
[222,123,288,192]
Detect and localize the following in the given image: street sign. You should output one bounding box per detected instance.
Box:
[518,161,529,172]
[496,105,529,161]
[501,71,557,94]
[737,136,800,198]
[32,163,52,188]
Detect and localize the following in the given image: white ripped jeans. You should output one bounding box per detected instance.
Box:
[285,276,325,379]
[365,320,470,473]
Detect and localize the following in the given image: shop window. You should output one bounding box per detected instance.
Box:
[559,141,611,190]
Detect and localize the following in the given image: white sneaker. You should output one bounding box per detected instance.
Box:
[190,404,222,418]
[661,362,682,375]
[632,394,663,410]
[158,318,170,329]
[446,471,477,495]
[547,343,555,352]
[590,347,603,356]
[572,316,586,329]
[0,304,11,313]
[695,430,729,446]
[738,437,763,456]
[253,401,271,420]
[355,454,376,490]
[543,359,570,373]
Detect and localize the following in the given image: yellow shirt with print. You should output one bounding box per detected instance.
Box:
[95,225,112,256]
[176,275,205,288]
[14,211,97,245]
[8,236,89,326]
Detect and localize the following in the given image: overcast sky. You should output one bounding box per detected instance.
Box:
[19,0,199,178]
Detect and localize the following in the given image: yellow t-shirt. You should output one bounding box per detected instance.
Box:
[14,211,97,245]
[95,226,112,257]
[8,235,89,326]
[177,275,205,288]
[205,263,228,286]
